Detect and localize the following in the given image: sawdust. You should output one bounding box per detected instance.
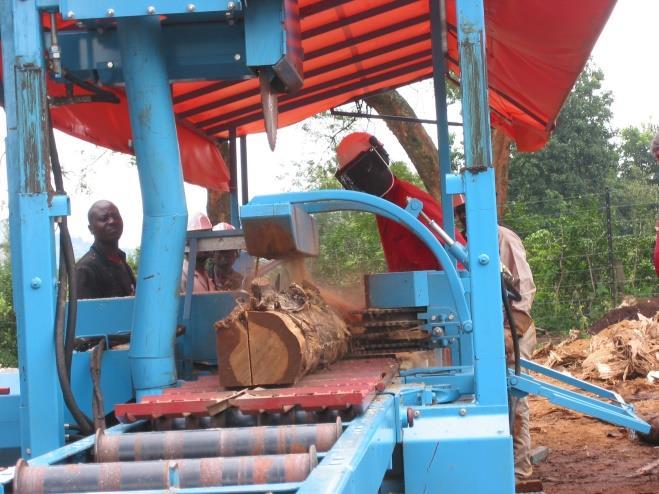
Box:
[537,313,659,384]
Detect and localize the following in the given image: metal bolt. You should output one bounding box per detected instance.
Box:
[106,61,114,69]
[459,408,467,417]
[25,448,31,455]
[227,1,236,9]
[66,10,75,19]
[430,315,437,321]
[30,277,42,289]
[146,5,156,14]
[106,8,115,17]
[234,53,241,61]
[462,321,473,333]
[413,410,421,418]
[509,377,518,386]
[432,327,443,336]
[478,254,490,265]
[447,313,455,321]
[187,3,196,12]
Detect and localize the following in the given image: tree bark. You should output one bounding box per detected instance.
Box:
[491,127,513,217]
[365,91,441,198]
[215,280,351,387]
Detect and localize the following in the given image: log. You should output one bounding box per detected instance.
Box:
[215,280,351,387]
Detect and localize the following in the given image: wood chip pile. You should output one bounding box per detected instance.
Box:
[534,313,659,383]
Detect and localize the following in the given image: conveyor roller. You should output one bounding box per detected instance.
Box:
[14,448,317,493]
[95,419,342,462]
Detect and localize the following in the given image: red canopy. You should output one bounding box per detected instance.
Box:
[1,0,615,191]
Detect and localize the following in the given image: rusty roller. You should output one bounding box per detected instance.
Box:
[95,418,341,462]
[14,447,317,494]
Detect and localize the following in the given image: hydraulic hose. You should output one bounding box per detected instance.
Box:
[49,114,93,435]
[501,272,521,376]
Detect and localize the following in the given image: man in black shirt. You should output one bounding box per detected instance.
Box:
[75,200,135,299]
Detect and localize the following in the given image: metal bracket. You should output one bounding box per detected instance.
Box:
[48,194,70,217]
[509,359,650,434]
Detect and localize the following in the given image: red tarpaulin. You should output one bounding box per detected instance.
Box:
[1,0,616,191]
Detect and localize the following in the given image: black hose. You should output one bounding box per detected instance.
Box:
[54,232,93,434]
[49,113,93,434]
[49,120,79,372]
[501,272,521,376]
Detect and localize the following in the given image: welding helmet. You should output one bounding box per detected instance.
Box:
[335,132,394,197]
[188,212,212,231]
[212,222,235,231]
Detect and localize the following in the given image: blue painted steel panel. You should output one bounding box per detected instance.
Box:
[58,0,242,20]
[0,0,64,457]
[117,16,188,398]
[0,373,20,464]
[75,293,238,362]
[298,395,397,494]
[403,410,514,493]
[241,203,319,258]
[67,349,132,421]
[244,1,285,67]
[56,23,250,86]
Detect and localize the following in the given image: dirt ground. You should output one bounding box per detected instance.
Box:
[529,377,658,494]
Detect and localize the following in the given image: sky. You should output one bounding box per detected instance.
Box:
[0,0,657,252]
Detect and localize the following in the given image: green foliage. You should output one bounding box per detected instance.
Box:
[617,123,659,183]
[0,234,17,367]
[126,248,140,274]
[505,182,657,333]
[508,64,618,206]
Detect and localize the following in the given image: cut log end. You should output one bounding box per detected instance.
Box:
[216,282,350,387]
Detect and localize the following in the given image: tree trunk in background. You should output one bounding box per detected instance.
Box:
[207,141,232,224]
[491,127,512,217]
[365,90,513,213]
[365,91,441,199]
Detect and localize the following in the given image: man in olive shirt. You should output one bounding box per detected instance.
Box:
[75,200,135,299]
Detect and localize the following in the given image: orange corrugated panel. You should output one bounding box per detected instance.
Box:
[1,0,616,190]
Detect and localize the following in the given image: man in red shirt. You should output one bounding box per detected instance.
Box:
[335,132,465,271]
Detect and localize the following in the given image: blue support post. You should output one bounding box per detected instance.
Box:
[0,0,64,456]
[228,128,240,226]
[117,17,188,398]
[430,0,456,254]
[456,0,508,409]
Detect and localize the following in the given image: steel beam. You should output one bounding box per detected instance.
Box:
[117,16,188,398]
[0,0,64,457]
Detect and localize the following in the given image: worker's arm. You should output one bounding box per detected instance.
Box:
[498,226,535,336]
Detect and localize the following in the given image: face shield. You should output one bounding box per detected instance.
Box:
[335,144,394,197]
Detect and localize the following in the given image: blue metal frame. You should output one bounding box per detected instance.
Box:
[117,16,188,399]
[0,0,64,458]
[512,360,650,434]
[243,190,472,330]
[57,0,242,20]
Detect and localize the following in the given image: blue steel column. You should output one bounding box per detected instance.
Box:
[430,0,456,250]
[117,17,188,398]
[0,0,64,455]
[455,1,508,406]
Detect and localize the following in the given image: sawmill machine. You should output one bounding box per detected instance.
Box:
[0,0,653,492]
